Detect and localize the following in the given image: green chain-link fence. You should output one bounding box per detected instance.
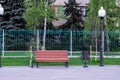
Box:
[0,30,120,58]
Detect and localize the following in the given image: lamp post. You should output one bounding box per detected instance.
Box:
[98,6,106,66]
[0,4,4,67]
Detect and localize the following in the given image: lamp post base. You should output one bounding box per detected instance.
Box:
[99,64,104,67]
[83,65,88,68]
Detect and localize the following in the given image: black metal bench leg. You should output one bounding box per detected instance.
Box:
[31,62,33,68]
[65,62,68,68]
[83,60,88,68]
[36,62,39,68]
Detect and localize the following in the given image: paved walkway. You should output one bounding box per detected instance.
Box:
[0,65,120,80]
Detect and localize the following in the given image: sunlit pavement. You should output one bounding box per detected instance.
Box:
[0,65,120,80]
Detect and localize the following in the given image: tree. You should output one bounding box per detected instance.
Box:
[58,0,84,30]
[23,0,56,50]
[0,0,26,29]
[23,0,55,30]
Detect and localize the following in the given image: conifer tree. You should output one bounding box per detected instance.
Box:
[61,0,84,30]
[0,0,26,29]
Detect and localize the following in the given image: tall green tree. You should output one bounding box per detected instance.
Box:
[23,0,55,29]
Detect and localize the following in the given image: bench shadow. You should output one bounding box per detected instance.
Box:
[34,66,69,69]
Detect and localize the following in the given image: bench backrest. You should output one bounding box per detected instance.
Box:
[35,50,68,58]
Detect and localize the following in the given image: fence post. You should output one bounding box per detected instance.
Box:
[2,29,4,57]
[70,30,72,56]
[0,29,2,67]
[37,30,39,50]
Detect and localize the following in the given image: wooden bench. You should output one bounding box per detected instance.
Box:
[35,50,69,68]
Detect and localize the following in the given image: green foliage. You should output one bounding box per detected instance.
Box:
[23,0,55,29]
[85,0,120,31]
[4,30,34,51]
[85,0,100,30]
[56,6,67,19]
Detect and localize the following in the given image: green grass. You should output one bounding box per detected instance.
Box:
[1,58,120,66]
[2,58,30,66]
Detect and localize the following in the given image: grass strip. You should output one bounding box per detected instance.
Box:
[1,58,120,66]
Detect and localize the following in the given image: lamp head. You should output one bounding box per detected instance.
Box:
[98,6,106,18]
[0,4,4,15]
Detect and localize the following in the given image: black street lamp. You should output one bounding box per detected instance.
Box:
[0,4,4,68]
[98,6,106,66]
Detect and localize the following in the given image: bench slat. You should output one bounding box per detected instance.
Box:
[36,58,69,62]
[36,54,67,57]
[36,50,67,53]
